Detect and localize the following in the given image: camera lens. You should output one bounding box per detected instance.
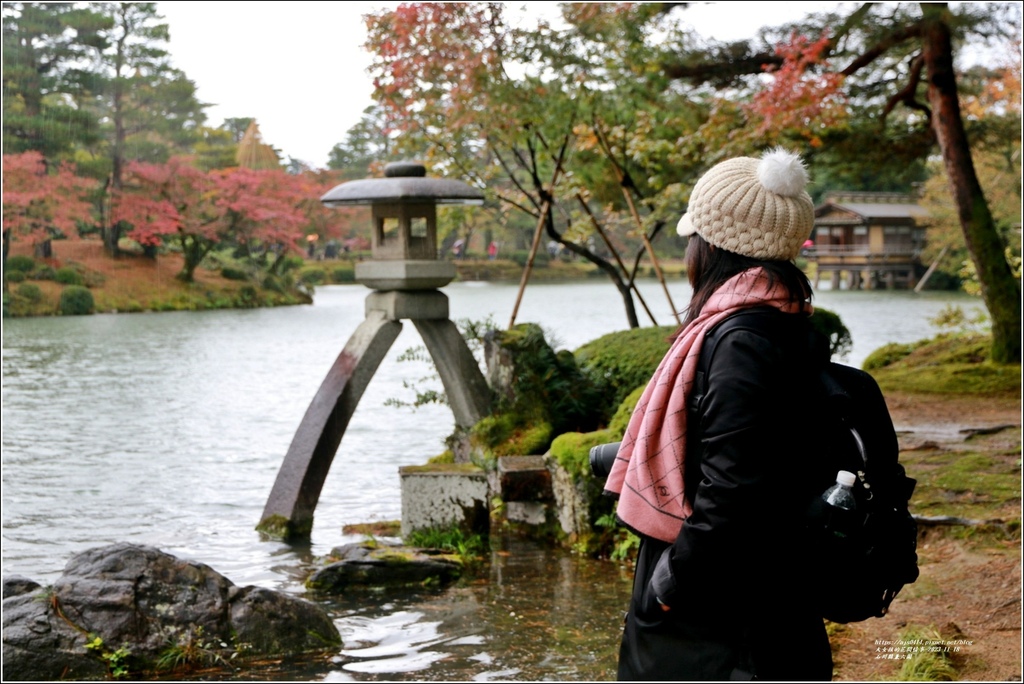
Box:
[589,442,621,479]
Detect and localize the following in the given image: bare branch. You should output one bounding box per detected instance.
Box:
[880,53,931,122]
[840,21,923,76]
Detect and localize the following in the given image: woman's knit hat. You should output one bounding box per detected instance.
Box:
[677,148,814,261]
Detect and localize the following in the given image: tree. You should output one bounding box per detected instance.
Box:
[113,156,221,281]
[235,120,280,170]
[85,2,206,254]
[365,2,701,329]
[660,2,1022,363]
[327,105,401,180]
[2,151,97,265]
[114,155,349,281]
[212,167,309,274]
[2,2,109,158]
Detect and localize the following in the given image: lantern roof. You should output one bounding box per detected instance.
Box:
[320,162,484,207]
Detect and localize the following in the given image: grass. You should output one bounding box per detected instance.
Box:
[894,625,960,681]
[4,240,311,316]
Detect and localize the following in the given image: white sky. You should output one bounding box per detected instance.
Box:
[155,1,849,170]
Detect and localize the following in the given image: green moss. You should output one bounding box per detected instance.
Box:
[549,428,618,481]
[400,462,484,475]
[255,515,312,540]
[427,451,456,465]
[342,521,401,537]
[863,341,927,371]
[492,422,552,457]
[904,448,1021,524]
[608,385,646,436]
[871,334,1021,395]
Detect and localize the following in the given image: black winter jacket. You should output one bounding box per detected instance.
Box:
[617,307,834,682]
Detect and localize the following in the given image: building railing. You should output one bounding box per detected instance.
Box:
[805,245,921,258]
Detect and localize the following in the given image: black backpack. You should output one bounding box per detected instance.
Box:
[802,360,920,623]
[698,309,920,624]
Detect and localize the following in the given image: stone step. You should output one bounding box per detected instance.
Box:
[497,455,553,502]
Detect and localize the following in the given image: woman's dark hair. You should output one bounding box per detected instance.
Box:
[678,234,812,331]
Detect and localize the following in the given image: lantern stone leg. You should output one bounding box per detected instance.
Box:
[257,311,402,539]
[413,318,491,428]
[257,292,492,541]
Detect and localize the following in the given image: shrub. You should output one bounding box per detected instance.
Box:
[55,267,85,286]
[280,255,305,274]
[300,268,326,286]
[6,270,26,283]
[7,255,35,272]
[331,265,355,283]
[236,285,259,307]
[59,285,94,315]
[574,325,675,415]
[221,267,248,281]
[31,265,56,280]
[490,323,605,435]
[809,307,852,360]
[510,250,550,267]
[16,283,43,303]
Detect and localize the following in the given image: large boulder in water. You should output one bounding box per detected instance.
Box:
[2,543,341,681]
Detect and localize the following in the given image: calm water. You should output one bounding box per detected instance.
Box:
[1,279,984,680]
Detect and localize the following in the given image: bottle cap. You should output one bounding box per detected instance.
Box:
[836,470,856,487]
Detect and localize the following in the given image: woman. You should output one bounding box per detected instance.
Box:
[604,148,834,681]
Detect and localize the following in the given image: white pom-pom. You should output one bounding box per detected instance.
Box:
[757,148,808,197]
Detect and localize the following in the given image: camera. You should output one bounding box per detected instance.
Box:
[589,441,622,479]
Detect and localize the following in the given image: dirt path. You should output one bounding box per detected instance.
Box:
[831,391,1022,682]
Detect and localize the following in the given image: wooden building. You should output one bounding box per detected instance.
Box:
[806,192,930,290]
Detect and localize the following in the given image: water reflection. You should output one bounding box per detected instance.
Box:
[315,537,633,682]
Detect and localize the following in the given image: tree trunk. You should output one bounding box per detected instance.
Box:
[921,4,1021,364]
[545,220,640,328]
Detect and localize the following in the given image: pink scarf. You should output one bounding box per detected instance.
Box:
[603,268,810,543]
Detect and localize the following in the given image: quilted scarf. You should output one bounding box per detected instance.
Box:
[603,267,810,543]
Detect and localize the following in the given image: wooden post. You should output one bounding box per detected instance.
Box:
[508,200,551,329]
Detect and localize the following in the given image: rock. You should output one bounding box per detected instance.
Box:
[2,543,341,681]
[307,541,462,594]
[2,575,40,599]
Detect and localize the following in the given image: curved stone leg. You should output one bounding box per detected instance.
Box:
[258,311,402,539]
[413,319,492,428]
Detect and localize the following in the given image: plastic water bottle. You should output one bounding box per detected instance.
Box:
[822,470,858,538]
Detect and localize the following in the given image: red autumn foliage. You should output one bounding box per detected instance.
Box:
[3,151,98,249]
[747,32,847,147]
[114,157,218,248]
[366,2,507,132]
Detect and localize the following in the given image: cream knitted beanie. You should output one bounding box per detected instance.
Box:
[677,148,814,261]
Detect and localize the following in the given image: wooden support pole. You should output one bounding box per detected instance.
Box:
[508,199,552,329]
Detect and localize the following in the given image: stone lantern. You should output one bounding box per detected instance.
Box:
[258,162,492,540]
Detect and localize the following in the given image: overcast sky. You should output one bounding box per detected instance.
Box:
[156,1,851,170]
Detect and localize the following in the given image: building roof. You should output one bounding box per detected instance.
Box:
[815,192,929,225]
